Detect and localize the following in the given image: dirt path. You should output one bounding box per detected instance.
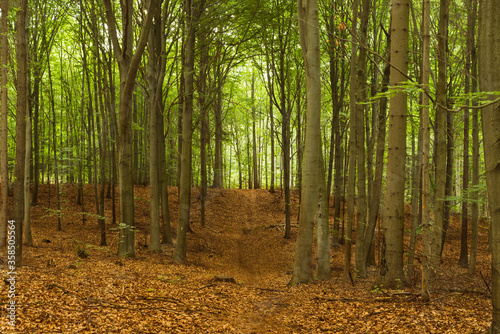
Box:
[186,189,297,332]
[189,188,295,286]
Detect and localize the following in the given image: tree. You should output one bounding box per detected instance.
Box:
[376,0,410,289]
[251,72,260,189]
[13,0,29,265]
[468,0,479,275]
[0,0,9,250]
[353,0,371,279]
[148,0,163,253]
[421,0,432,302]
[291,0,330,285]
[344,0,359,281]
[431,0,449,271]
[174,0,197,263]
[478,1,500,332]
[103,0,157,257]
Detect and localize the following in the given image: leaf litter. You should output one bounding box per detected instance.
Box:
[0,184,491,333]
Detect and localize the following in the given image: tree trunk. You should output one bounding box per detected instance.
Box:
[103,0,156,257]
[24,98,33,246]
[13,0,28,265]
[213,57,224,188]
[468,0,479,274]
[291,0,329,284]
[421,0,432,301]
[459,19,472,265]
[174,0,195,264]
[354,0,370,278]
[408,109,422,283]
[252,73,260,189]
[0,0,9,250]
[344,0,359,281]
[376,0,409,289]
[459,53,471,267]
[478,0,500,331]
[431,0,449,274]
[366,47,390,269]
[199,7,209,227]
[148,1,162,252]
[268,72,275,193]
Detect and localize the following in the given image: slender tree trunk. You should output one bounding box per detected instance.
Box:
[148,1,162,252]
[104,0,156,257]
[283,104,291,239]
[459,37,471,265]
[376,0,409,289]
[326,9,341,245]
[24,101,32,246]
[0,0,9,250]
[366,48,390,269]
[421,0,432,301]
[478,1,500,332]
[354,0,370,278]
[13,0,28,265]
[408,111,422,282]
[159,113,172,244]
[252,73,260,189]
[213,57,224,188]
[177,39,184,190]
[442,111,454,255]
[234,123,243,190]
[296,76,302,197]
[269,76,275,193]
[48,61,62,231]
[199,9,208,227]
[97,67,107,246]
[431,0,449,273]
[174,0,195,263]
[291,0,329,284]
[344,0,359,281]
[468,0,479,274]
[247,124,252,189]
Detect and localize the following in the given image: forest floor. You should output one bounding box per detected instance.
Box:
[0,184,493,333]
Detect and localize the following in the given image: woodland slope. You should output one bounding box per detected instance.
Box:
[0,185,492,333]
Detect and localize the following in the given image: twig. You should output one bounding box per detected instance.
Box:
[46,283,71,294]
[248,286,283,293]
[198,283,217,290]
[313,296,395,303]
[480,271,492,296]
[88,297,180,313]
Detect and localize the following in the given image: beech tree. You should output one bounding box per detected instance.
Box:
[174,0,197,263]
[291,0,330,285]
[478,0,500,332]
[12,0,28,265]
[103,0,157,257]
[421,0,432,302]
[376,0,410,289]
[0,0,8,250]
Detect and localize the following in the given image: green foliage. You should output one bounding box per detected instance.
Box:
[452,91,500,108]
[42,208,62,219]
[444,183,488,206]
[111,223,137,232]
[75,212,109,224]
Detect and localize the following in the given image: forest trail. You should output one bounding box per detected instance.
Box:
[2,185,492,333]
[188,188,295,285]
[188,188,296,332]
